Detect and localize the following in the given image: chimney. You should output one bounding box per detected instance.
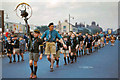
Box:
[92,21,96,26]
[65,20,68,23]
[75,22,77,26]
[58,21,61,24]
[97,24,99,27]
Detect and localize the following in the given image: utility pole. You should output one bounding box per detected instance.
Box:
[69,14,74,32]
[69,14,70,32]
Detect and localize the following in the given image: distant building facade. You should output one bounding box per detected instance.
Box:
[4,22,37,33]
[56,20,78,33]
[86,21,103,34]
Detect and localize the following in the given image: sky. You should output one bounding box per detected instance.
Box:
[0,0,119,31]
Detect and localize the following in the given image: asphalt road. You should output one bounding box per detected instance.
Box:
[2,40,119,78]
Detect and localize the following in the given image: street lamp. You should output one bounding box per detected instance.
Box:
[69,14,74,32]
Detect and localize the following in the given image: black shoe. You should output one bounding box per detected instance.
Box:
[84,53,87,55]
[17,60,20,62]
[68,61,70,63]
[87,54,90,55]
[13,60,16,62]
[71,61,73,64]
[82,53,83,56]
[21,59,24,61]
[75,60,77,62]
[9,61,12,63]
[50,68,54,72]
[64,63,67,65]
[56,65,59,68]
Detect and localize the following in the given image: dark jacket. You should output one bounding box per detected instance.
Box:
[86,37,93,45]
[31,37,43,53]
[6,40,13,52]
[76,36,80,44]
[94,36,98,42]
[13,39,19,48]
[63,40,70,50]
[70,37,78,49]
[79,35,84,41]
[56,41,63,51]
[83,37,88,45]
[19,39,26,50]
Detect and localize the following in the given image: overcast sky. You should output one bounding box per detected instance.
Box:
[0,0,119,31]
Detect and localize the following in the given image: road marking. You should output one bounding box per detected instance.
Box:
[79,66,94,69]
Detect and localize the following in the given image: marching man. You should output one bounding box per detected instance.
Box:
[41,22,67,72]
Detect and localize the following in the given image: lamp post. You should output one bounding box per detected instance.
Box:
[69,14,74,32]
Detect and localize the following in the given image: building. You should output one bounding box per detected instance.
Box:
[74,22,90,34]
[74,21,103,34]
[36,25,48,33]
[4,22,37,33]
[57,20,78,33]
[86,21,103,34]
[4,22,26,33]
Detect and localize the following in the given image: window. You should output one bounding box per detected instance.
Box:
[63,30,66,32]
[63,26,66,29]
[73,28,75,32]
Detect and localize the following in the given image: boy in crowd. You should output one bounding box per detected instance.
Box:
[76,32,80,57]
[99,32,104,48]
[79,32,84,56]
[106,34,110,44]
[55,38,62,67]
[6,35,13,63]
[97,33,101,49]
[110,35,116,46]
[86,34,93,55]
[103,32,106,46]
[70,33,79,63]
[12,35,20,62]
[93,33,99,52]
[82,35,87,55]
[19,36,26,61]
[29,29,43,79]
[62,36,71,65]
